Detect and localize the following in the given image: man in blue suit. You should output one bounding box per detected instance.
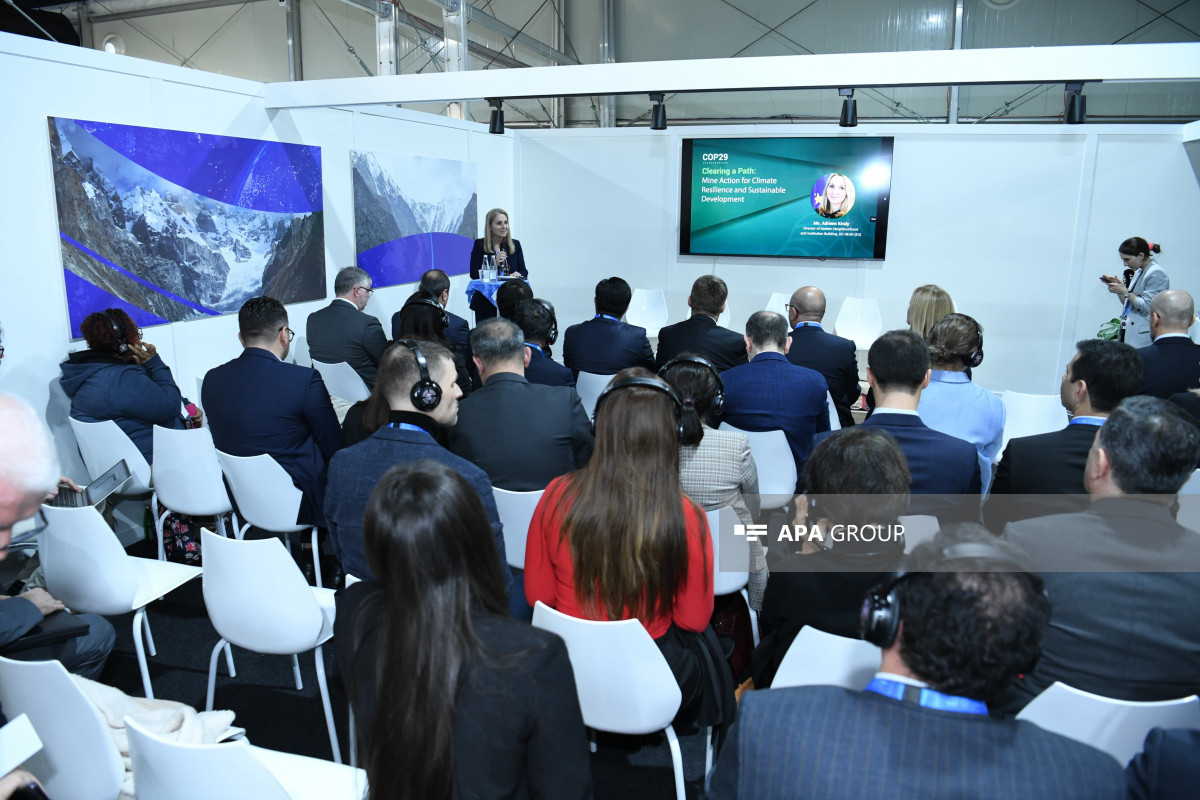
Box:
[203,297,341,528]
[562,277,655,377]
[1137,290,1200,398]
[511,299,575,388]
[787,285,860,428]
[418,269,471,355]
[719,311,829,477]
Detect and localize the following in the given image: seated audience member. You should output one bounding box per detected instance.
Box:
[525,369,735,734]
[393,292,472,396]
[0,392,115,685]
[340,341,404,449]
[985,339,1141,531]
[203,297,341,529]
[658,355,764,608]
[917,313,1005,492]
[1126,727,1200,800]
[60,308,197,464]
[336,461,592,799]
[1169,388,1200,432]
[752,427,908,688]
[786,286,860,428]
[325,339,511,597]
[495,280,534,322]
[1137,290,1200,398]
[997,397,1200,715]
[711,527,1126,800]
[306,266,387,389]
[720,311,829,479]
[562,277,655,377]
[447,318,592,492]
[656,275,748,372]
[511,299,575,388]
[865,284,955,416]
[418,268,471,354]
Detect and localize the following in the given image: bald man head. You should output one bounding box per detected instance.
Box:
[788,286,827,325]
[0,392,59,556]
[1149,290,1196,339]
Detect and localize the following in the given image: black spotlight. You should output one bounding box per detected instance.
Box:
[1065,82,1086,125]
[650,93,667,130]
[838,87,858,128]
[487,98,505,134]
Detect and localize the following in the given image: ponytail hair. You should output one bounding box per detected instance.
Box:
[658,354,722,447]
[1119,237,1162,258]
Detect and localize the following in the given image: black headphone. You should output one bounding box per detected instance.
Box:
[658,354,724,415]
[535,298,558,346]
[398,339,442,412]
[963,321,984,369]
[99,310,129,354]
[402,297,449,329]
[591,375,684,439]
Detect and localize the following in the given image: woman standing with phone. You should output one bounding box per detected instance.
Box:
[1100,237,1167,347]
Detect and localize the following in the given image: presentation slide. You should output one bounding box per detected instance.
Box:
[679,137,894,260]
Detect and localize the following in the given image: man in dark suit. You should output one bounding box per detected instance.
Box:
[714,528,1125,799]
[719,311,829,476]
[418,269,470,354]
[787,286,860,428]
[305,266,387,389]
[324,338,512,598]
[998,397,1200,716]
[511,299,574,388]
[1137,290,1200,398]
[985,338,1141,531]
[655,274,748,372]
[562,277,655,377]
[204,297,341,528]
[448,318,593,491]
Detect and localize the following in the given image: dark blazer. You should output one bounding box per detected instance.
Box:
[562,316,655,377]
[447,373,593,491]
[445,310,471,352]
[708,686,1125,799]
[202,348,341,527]
[984,422,1098,532]
[655,314,748,373]
[1126,727,1200,800]
[469,239,526,322]
[788,324,860,428]
[524,347,575,388]
[336,581,593,800]
[1137,337,1200,398]
[998,498,1200,715]
[305,299,387,389]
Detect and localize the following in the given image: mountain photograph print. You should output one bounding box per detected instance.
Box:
[352,150,477,287]
[48,117,325,337]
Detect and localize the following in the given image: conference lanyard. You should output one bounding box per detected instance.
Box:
[525,343,545,357]
[1068,416,1105,427]
[794,322,823,330]
[595,314,620,323]
[863,678,988,715]
[388,422,433,438]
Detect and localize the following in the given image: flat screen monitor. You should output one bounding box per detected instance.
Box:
[679,136,894,260]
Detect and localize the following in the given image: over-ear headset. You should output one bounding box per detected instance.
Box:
[658,354,724,415]
[99,310,129,354]
[591,375,684,439]
[398,339,442,412]
[964,323,984,369]
[535,298,558,346]
[402,297,449,329]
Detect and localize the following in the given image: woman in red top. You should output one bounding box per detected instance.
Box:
[526,368,731,729]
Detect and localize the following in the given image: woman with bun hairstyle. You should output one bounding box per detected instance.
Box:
[1101,237,1168,347]
[468,207,527,323]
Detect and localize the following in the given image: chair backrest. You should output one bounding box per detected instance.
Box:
[765,292,791,314]
[999,391,1066,460]
[194,376,205,412]
[627,288,669,336]
[126,716,291,800]
[771,627,881,691]
[39,505,137,615]
[718,424,797,498]
[312,359,370,403]
[716,305,732,329]
[532,602,681,735]
[493,488,544,570]
[1016,682,1200,765]
[68,417,152,495]
[215,451,304,533]
[290,335,312,368]
[0,655,124,800]
[708,507,748,596]
[897,514,940,553]
[575,372,612,421]
[833,297,882,349]
[201,530,323,654]
[825,390,841,431]
[152,425,233,517]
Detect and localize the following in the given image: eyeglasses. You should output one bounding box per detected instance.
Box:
[357,286,375,296]
[0,345,5,358]
[784,304,794,314]
[137,328,144,338]
[278,325,296,342]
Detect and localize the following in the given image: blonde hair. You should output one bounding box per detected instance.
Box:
[817,173,856,219]
[908,285,955,340]
[483,208,514,255]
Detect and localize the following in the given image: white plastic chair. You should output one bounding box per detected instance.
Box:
[493,488,544,570]
[897,514,940,553]
[152,425,237,562]
[765,292,791,314]
[1016,682,1200,765]
[771,627,880,691]
[716,305,732,329]
[718,424,796,510]
[312,359,370,403]
[216,451,322,587]
[127,716,365,800]
[627,288,669,339]
[0,655,124,800]
[38,504,201,699]
[291,335,313,368]
[708,507,759,647]
[575,371,612,421]
[998,392,1067,462]
[200,530,342,764]
[531,601,708,800]
[833,297,883,349]
[68,417,153,496]
[825,390,841,431]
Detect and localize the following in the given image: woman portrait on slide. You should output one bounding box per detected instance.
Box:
[813,173,856,219]
[468,207,527,322]
[1100,237,1167,348]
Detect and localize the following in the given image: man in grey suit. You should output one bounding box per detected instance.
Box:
[447,318,593,491]
[306,266,387,389]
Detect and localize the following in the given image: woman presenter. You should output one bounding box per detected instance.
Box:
[468,207,527,322]
[1100,237,1168,347]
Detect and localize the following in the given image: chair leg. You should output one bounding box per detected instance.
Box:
[588,729,597,754]
[348,705,357,768]
[704,725,714,778]
[206,637,230,712]
[132,608,154,699]
[291,654,303,690]
[224,642,236,678]
[238,522,250,541]
[155,507,168,562]
[664,724,685,800]
[141,609,157,657]
[309,527,322,588]
[314,645,343,764]
[216,514,227,538]
[741,588,761,647]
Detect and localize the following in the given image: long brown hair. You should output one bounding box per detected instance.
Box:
[560,368,703,622]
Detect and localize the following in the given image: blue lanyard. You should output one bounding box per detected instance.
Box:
[388,422,433,438]
[595,314,620,323]
[1068,416,1105,427]
[525,342,545,357]
[864,678,988,715]
[794,322,822,330]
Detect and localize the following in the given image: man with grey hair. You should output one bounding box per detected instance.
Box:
[1137,289,1200,398]
[448,317,593,492]
[306,266,387,388]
